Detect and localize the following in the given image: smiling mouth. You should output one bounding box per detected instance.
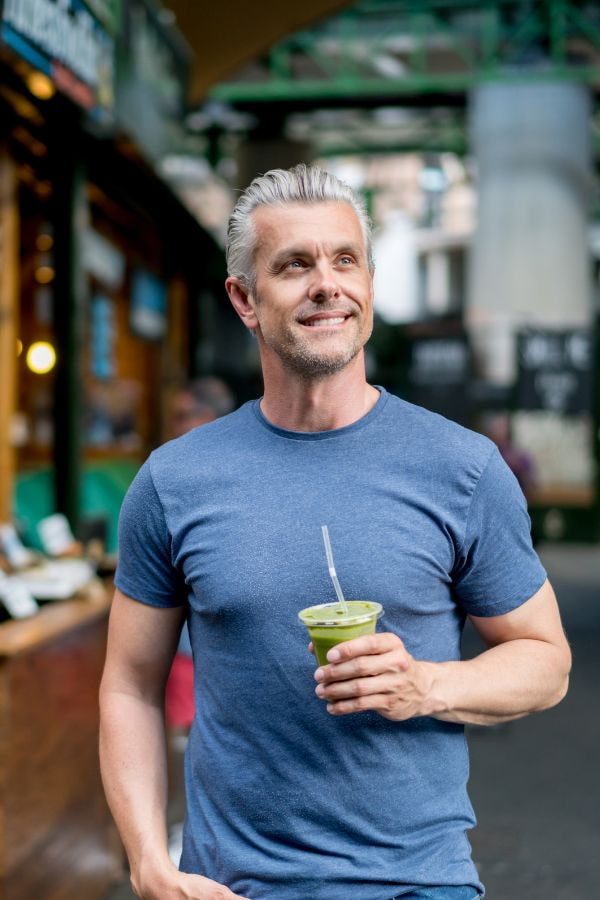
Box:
[299,314,351,328]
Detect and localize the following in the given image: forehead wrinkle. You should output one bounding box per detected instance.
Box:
[250,201,371,277]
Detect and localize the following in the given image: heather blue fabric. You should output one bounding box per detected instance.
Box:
[390,887,482,899]
[115,388,545,900]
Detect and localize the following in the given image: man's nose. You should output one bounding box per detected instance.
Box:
[307,264,340,302]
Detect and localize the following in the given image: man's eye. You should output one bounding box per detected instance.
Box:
[339,256,355,265]
[286,260,305,269]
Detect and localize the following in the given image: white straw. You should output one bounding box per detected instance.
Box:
[321,525,348,614]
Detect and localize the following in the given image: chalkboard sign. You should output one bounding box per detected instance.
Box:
[406,335,472,425]
[516,329,593,414]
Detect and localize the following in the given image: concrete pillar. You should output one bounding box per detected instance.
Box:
[467,81,593,385]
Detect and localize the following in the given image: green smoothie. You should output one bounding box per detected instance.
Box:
[298,601,383,667]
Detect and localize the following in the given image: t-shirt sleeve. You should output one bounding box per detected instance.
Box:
[114,458,186,608]
[452,446,547,616]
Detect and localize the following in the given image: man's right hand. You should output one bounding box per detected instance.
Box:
[134,864,251,899]
[100,593,253,900]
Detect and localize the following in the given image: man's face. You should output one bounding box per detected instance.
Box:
[246,202,374,380]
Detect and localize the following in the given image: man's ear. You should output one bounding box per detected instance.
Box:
[226,277,259,331]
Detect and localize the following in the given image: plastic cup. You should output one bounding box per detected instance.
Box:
[298,601,384,667]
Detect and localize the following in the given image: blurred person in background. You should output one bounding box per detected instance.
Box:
[166,378,235,738]
[482,413,536,500]
[100,165,571,900]
[482,412,539,545]
[170,377,236,439]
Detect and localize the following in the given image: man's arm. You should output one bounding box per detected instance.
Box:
[99,589,249,900]
[312,579,571,726]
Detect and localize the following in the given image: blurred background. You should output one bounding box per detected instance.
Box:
[0,1,598,898]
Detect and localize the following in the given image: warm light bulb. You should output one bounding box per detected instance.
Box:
[35,265,55,284]
[26,71,55,101]
[26,341,56,374]
[36,233,53,252]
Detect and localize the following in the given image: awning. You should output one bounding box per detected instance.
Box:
[164,1,350,103]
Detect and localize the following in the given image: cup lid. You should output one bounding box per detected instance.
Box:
[298,600,383,628]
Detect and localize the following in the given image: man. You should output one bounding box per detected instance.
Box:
[100,165,571,900]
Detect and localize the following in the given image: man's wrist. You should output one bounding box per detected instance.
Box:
[420,659,460,719]
[132,849,179,898]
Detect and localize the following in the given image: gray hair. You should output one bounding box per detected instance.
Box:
[226,163,374,294]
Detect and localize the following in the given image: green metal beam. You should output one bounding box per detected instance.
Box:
[317,140,468,156]
[212,66,600,103]
[313,118,600,158]
[209,0,600,106]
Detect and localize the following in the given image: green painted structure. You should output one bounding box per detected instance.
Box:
[210,0,600,105]
[15,460,139,555]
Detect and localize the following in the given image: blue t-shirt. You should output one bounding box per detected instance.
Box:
[115,388,546,900]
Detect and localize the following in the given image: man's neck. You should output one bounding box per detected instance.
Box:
[259,355,380,432]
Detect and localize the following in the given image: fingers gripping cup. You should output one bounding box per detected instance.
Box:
[302,526,383,666]
[299,601,383,667]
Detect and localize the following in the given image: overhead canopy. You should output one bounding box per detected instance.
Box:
[164,0,351,104]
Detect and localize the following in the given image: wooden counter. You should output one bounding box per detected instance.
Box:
[0,591,123,899]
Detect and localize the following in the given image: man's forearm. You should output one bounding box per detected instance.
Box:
[313,612,571,725]
[99,689,174,893]
[427,638,571,726]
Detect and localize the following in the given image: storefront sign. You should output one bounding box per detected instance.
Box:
[408,337,470,387]
[406,334,472,425]
[83,0,120,35]
[130,268,167,339]
[115,0,189,165]
[516,329,593,414]
[90,294,115,379]
[84,228,125,289]
[1,0,115,116]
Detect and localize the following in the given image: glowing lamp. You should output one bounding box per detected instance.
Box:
[26,72,55,101]
[26,341,56,374]
[35,265,55,284]
[36,233,53,252]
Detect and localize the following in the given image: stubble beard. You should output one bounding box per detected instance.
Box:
[261,316,371,382]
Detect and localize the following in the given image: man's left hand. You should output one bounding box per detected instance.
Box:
[313,633,439,721]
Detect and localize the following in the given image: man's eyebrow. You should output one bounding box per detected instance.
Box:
[267,243,365,270]
[332,243,364,259]
[268,247,311,268]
